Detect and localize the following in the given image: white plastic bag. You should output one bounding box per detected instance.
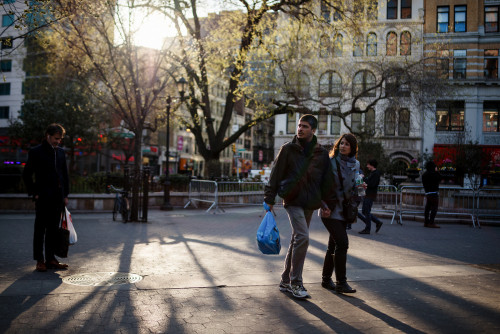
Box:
[64,207,77,245]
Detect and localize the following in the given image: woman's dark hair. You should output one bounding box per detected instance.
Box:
[329,133,358,158]
[45,123,66,137]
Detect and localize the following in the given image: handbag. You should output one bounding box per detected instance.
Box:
[335,157,359,224]
[54,208,70,258]
[256,202,281,255]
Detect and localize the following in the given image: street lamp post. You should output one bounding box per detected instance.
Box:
[161,77,187,211]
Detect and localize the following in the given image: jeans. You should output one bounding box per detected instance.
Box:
[282,206,314,286]
[321,218,349,284]
[357,197,383,232]
[424,194,439,225]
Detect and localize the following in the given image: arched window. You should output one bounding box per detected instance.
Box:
[320,34,330,58]
[319,71,342,97]
[367,32,377,56]
[353,34,364,57]
[291,72,310,97]
[385,109,396,135]
[353,70,376,97]
[386,32,397,56]
[400,31,411,56]
[365,108,376,135]
[351,112,362,132]
[333,33,343,57]
[398,109,410,136]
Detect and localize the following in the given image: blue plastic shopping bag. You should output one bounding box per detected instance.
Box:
[257,202,281,255]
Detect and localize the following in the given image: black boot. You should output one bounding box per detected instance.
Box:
[321,278,336,290]
[335,281,356,294]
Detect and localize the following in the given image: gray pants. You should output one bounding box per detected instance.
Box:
[282,206,314,286]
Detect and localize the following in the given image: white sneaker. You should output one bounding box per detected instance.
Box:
[290,284,310,298]
[279,281,291,292]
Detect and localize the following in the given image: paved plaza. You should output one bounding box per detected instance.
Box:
[1,206,500,333]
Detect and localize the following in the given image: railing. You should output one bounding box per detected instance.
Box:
[183,180,498,226]
[475,188,500,226]
[371,185,399,224]
[399,185,477,228]
[184,180,220,213]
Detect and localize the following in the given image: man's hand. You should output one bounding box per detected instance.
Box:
[320,207,331,217]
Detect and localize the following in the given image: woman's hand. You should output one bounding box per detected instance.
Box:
[320,207,331,217]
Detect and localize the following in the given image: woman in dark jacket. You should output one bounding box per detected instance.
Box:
[319,133,361,294]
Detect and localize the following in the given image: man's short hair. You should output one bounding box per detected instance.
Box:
[45,123,66,137]
[299,114,318,130]
[368,159,378,168]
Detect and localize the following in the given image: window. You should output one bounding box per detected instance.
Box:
[485,50,499,79]
[386,32,397,56]
[318,110,328,133]
[353,34,364,57]
[0,83,10,95]
[401,0,412,19]
[384,109,396,136]
[321,1,331,22]
[454,5,466,32]
[0,106,8,119]
[353,70,376,97]
[1,59,12,72]
[0,37,12,49]
[333,34,343,57]
[437,50,450,79]
[351,112,362,133]
[483,102,499,132]
[330,114,341,135]
[437,6,450,33]
[398,109,410,136]
[354,2,364,20]
[287,112,296,134]
[485,6,499,33]
[367,32,377,56]
[400,31,411,56]
[387,0,397,19]
[453,50,467,79]
[319,71,342,97]
[289,72,310,97]
[365,108,375,135]
[320,35,330,58]
[367,1,378,20]
[3,0,16,4]
[332,0,343,22]
[436,101,464,131]
[2,14,14,27]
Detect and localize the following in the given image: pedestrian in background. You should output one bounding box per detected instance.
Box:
[358,159,384,234]
[319,133,360,294]
[422,160,442,228]
[264,114,332,299]
[23,124,70,272]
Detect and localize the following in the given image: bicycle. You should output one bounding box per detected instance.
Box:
[108,185,129,223]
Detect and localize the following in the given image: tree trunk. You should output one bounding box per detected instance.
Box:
[129,133,142,221]
[205,157,222,179]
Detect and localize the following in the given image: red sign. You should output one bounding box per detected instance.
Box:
[177,136,184,151]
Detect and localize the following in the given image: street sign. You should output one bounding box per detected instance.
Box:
[238,148,246,152]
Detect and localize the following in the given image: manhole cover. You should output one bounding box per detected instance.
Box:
[63,272,143,286]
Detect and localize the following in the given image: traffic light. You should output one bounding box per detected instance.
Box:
[232,143,236,153]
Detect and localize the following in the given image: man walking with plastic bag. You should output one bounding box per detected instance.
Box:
[264,114,333,299]
[23,124,70,272]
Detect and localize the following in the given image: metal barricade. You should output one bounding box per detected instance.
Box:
[475,188,500,226]
[216,181,267,207]
[399,185,477,227]
[184,180,220,213]
[370,185,399,224]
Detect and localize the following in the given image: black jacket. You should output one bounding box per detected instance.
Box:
[364,169,381,200]
[23,140,69,200]
[422,170,441,194]
[264,135,332,210]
